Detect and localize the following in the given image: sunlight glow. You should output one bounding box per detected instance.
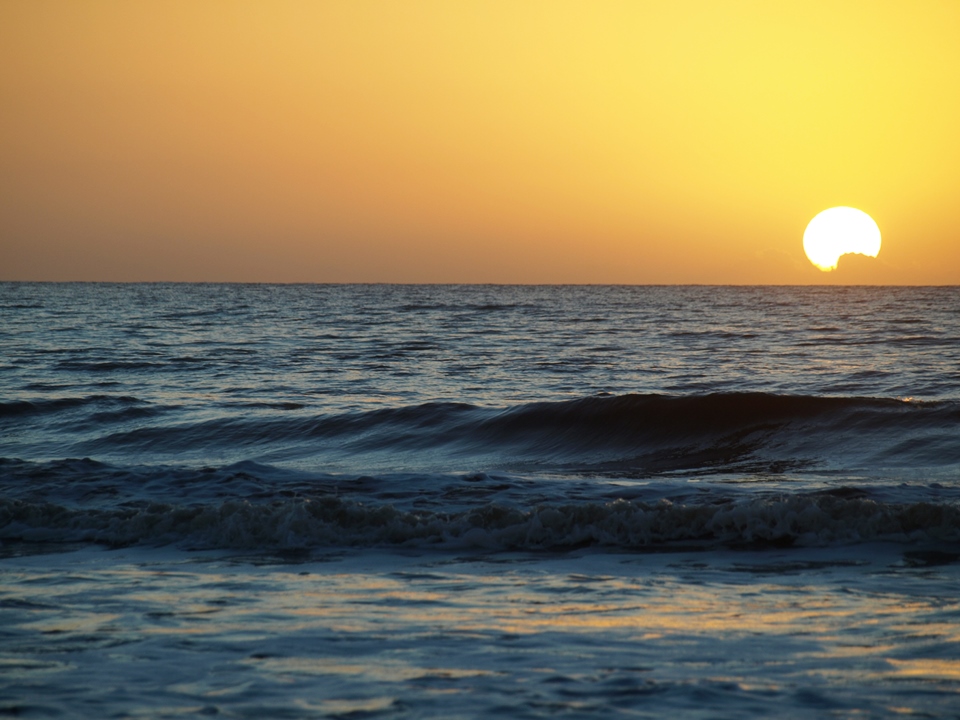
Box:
[803,207,881,271]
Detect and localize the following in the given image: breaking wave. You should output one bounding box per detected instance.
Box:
[2,492,958,552]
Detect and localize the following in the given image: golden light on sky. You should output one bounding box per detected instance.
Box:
[1,0,959,283]
[803,207,881,272]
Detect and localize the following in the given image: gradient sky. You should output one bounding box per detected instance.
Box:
[2,0,958,283]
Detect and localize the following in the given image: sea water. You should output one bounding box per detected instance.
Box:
[1,283,959,718]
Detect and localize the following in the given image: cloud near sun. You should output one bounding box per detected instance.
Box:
[803,208,882,272]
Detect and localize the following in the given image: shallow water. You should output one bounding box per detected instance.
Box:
[1,284,959,717]
[3,546,959,718]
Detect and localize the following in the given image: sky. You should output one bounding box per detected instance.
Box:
[1,0,958,284]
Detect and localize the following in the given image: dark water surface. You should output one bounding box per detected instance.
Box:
[2,284,959,718]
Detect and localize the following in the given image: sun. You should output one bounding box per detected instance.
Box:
[803,207,881,271]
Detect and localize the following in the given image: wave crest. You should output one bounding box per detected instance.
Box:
[3,493,957,552]
[70,392,960,472]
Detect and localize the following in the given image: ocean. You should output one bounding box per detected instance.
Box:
[2,283,959,718]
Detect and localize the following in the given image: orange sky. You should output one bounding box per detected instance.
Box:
[1,0,958,283]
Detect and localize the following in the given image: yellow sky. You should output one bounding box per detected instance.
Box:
[1,0,958,283]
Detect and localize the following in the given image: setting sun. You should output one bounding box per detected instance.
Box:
[803,207,882,272]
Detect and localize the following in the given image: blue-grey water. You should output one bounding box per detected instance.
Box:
[2,283,959,718]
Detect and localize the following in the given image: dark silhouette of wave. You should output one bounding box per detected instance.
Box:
[54,393,959,474]
[0,395,145,418]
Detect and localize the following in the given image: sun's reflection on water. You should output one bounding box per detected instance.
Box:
[2,547,959,716]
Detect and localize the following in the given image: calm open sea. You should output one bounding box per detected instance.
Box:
[2,283,959,718]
